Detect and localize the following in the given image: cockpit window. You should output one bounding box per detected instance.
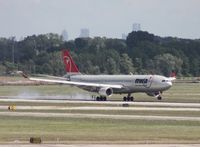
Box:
[162,80,165,82]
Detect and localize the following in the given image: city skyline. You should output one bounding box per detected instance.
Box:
[0,0,200,40]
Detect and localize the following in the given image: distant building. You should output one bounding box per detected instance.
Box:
[61,30,68,41]
[132,23,141,32]
[122,33,127,40]
[80,28,90,38]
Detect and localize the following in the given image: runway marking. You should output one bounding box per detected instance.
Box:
[0,112,199,121]
[1,106,200,111]
[0,144,200,147]
[1,98,200,108]
[0,98,199,121]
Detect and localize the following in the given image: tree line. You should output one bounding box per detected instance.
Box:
[0,31,199,77]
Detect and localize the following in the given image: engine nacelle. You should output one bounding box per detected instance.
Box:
[98,87,113,97]
[146,92,160,97]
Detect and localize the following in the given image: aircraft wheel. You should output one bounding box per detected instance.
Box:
[130,97,134,101]
[103,97,107,101]
[96,97,100,101]
[127,97,130,101]
[123,97,127,101]
[157,96,162,100]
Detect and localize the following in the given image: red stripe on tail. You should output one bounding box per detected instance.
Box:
[62,50,79,73]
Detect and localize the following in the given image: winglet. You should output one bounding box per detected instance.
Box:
[16,71,29,79]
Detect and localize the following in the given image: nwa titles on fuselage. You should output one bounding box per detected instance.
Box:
[19,50,175,101]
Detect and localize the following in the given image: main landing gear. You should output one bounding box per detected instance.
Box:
[96,96,107,101]
[123,93,134,101]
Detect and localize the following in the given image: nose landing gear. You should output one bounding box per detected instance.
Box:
[157,95,162,100]
[156,91,162,100]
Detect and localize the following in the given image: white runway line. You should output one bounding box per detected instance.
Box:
[1,106,200,111]
[0,144,200,147]
[0,112,200,121]
[67,106,200,111]
[1,98,200,108]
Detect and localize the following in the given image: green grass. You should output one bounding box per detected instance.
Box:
[0,116,200,143]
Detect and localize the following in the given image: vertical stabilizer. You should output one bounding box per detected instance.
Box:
[62,50,80,75]
[170,71,176,78]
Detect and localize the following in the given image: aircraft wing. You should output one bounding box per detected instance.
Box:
[29,77,123,89]
[17,71,122,89]
[31,74,67,80]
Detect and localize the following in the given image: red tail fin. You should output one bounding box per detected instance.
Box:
[170,71,176,78]
[62,50,80,74]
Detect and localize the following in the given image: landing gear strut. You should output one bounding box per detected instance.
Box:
[96,96,107,101]
[123,93,134,101]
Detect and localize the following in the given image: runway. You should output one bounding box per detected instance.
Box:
[1,106,200,111]
[0,98,200,121]
[1,98,200,107]
[0,111,200,121]
[0,144,200,147]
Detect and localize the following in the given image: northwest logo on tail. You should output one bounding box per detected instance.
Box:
[62,50,80,74]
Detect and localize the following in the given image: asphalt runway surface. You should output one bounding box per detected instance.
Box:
[0,98,200,121]
[1,98,200,107]
[0,144,200,147]
[1,105,200,111]
[0,111,200,121]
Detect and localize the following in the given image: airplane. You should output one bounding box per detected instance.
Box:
[18,49,176,101]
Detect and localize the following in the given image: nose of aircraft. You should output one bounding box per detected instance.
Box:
[161,77,173,89]
[160,76,175,90]
[167,81,172,86]
[165,81,172,89]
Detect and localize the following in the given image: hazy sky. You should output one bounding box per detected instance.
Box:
[0,0,200,40]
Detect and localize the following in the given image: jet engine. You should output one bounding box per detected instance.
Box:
[98,87,113,97]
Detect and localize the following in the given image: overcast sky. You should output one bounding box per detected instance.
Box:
[0,0,200,40]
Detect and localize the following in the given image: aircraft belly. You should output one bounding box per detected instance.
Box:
[113,86,167,94]
[76,83,167,94]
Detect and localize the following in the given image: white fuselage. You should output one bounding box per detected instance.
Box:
[69,74,172,94]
